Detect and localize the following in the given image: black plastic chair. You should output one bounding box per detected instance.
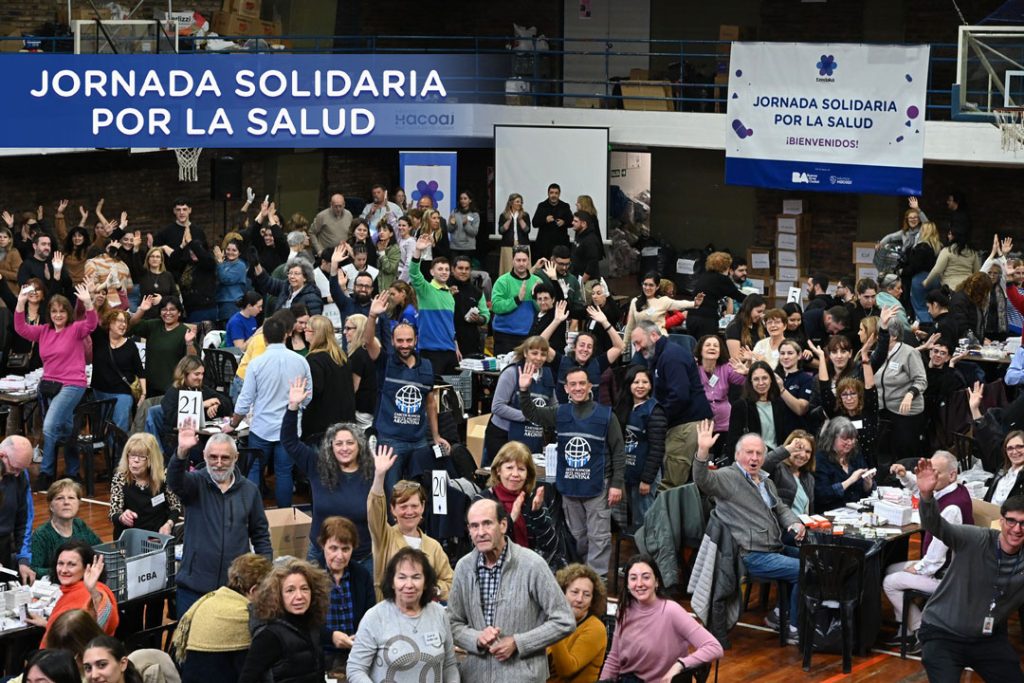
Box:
[899,588,930,658]
[71,398,116,496]
[799,544,866,673]
[203,348,239,396]
[950,431,978,472]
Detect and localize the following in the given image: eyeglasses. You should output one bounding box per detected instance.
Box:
[127,454,149,462]
[1003,516,1024,529]
[839,392,858,398]
[343,325,357,331]
[1007,445,1024,452]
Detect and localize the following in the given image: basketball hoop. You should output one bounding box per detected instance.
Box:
[173,148,203,182]
[994,108,1024,153]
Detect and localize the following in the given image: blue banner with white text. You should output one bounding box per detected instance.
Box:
[0,54,496,148]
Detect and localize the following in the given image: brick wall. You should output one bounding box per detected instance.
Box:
[758,1,866,42]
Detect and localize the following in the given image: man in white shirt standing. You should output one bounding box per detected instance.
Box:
[359,184,403,238]
[884,451,974,653]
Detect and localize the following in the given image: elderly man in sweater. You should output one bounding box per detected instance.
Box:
[693,420,805,644]
[449,498,575,682]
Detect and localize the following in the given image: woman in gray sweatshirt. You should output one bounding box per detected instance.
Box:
[872,306,928,463]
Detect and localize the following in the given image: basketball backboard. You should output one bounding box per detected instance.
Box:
[953,25,1024,121]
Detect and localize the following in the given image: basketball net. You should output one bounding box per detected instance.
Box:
[173,148,203,182]
[995,109,1024,153]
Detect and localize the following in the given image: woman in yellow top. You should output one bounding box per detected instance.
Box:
[367,444,454,601]
[548,563,607,683]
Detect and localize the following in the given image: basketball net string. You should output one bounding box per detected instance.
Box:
[174,148,203,182]
[996,112,1024,153]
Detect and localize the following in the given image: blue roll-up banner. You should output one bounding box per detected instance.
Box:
[0,54,494,148]
[725,43,930,195]
[399,152,457,217]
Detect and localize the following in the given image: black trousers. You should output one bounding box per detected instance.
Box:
[919,623,1024,683]
[492,332,526,356]
[419,349,459,378]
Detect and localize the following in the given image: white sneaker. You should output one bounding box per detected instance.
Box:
[31,447,42,464]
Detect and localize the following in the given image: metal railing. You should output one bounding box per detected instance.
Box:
[0,31,966,118]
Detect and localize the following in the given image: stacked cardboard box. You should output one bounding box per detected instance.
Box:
[770,200,811,307]
[852,242,879,283]
[212,0,282,39]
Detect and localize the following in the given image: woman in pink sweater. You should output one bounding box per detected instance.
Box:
[600,554,723,682]
[15,282,97,490]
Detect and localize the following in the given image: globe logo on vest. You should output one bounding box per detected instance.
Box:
[532,396,548,407]
[395,385,423,414]
[624,429,638,454]
[564,436,592,468]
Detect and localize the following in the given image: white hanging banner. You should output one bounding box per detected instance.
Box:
[725,42,930,195]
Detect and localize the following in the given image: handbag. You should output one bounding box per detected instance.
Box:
[108,341,143,402]
[6,351,30,371]
[38,379,63,400]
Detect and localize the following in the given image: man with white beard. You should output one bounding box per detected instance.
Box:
[168,424,272,618]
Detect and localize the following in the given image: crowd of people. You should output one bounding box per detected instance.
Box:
[1,187,1023,682]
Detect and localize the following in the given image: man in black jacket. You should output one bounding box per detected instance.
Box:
[450,255,489,357]
[0,436,34,584]
[155,198,207,277]
[532,183,573,260]
[17,232,71,298]
[570,211,603,284]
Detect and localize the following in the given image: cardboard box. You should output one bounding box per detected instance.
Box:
[776,249,799,268]
[776,214,811,234]
[776,266,800,283]
[747,247,771,274]
[620,82,673,112]
[856,264,879,282]
[852,242,876,265]
[466,414,489,466]
[212,10,260,35]
[223,0,261,19]
[783,199,805,215]
[776,232,803,251]
[266,507,312,560]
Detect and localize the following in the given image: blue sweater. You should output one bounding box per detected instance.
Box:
[281,408,373,561]
[648,336,713,428]
[216,259,250,305]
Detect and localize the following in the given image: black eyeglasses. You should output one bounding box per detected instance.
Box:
[1003,516,1024,529]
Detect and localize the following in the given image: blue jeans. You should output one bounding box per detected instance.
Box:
[144,404,167,454]
[91,390,133,434]
[385,438,430,492]
[911,272,931,323]
[186,306,218,324]
[40,385,87,477]
[743,546,801,621]
[229,376,243,402]
[248,431,293,507]
[176,585,203,619]
[626,477,659,531]
[217,302,238,323]
[128,285,141,313]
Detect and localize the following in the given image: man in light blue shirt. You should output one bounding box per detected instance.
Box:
[226,311,312,507]
[1006,347,1024,386]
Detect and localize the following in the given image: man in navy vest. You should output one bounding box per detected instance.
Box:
[884,451,974,654]
[518,362,624,577]
[366,292,450,489]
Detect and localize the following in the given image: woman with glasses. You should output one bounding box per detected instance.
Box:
[985,430,1024,506]
[130,296,197,398]
[136,247,178,320]
[90,308,145,434]
[811,338,878,465]
[622,272,700,343]
[282,377,374,572]
[368,446,453,601]
[159,356,233,461]
[29,479,102,580]
[813,416,876,513]
[109,433,180,538]
[751,308,789,369]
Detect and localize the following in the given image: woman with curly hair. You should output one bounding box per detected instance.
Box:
[282,377,374,572]
[547,563,608,683]
[347,548,459,683]
[239,559,330,683]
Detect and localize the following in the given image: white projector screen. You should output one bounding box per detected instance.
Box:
[494,125,609,243]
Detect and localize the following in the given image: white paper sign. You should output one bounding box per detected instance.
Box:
[747,277,765,292]
[676,259,696,275]
[431,470,448,515]
[751,252,771,269]
[777,216,798,233]
[777,250,798,268]
[858,266,879,281]
[787,287,803,303]
[776,233,799,251]
[322,303,342,329]
[826,283,838,295]
[177,390,204,430]
[777,266,800,282]
[854,247,876,264]
[126,549,168,601]
[782,200,804,215]
[641,246,660,257]
[775,281,793,297]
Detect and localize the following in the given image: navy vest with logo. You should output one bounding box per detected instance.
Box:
[624,399,655,485]
[555,403,610,498]
[508,363,556,453]
[556,354,601,403]
[375,352,435,443]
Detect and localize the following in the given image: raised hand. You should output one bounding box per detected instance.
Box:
[119,211,128,229]
[213,245,224,263]
[78,206,88,224]
[331,244,346,265]
[415,233,433,252]
[968,380,983,414]
[1002,236,1014,256]
[879,304,897,328]
[73,283,93,306]
[908,196,919,210]
[287,376,310,410]
[553,299,570,323]
[246,186,255,204]
[531,485,545,512]
[518,362,537,391]
[693,292,706,308]
[335,266,349,291]
[178,417,199,453]
[369,291,389,318]
[83,554,104,592]
[728,357,749,375]
[914,457,938,497]
[51,251,64,271]
[57,199,68,215]
[36,205,43,221]
[696,418,719,455]
[543,260,557,280]
[373,445,396,476]
[587,305,608,326]
[1,211,12,229]
[184,326,197,344]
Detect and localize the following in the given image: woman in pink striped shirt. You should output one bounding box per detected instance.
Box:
[15,282,97,490]
[600,554,723,683]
